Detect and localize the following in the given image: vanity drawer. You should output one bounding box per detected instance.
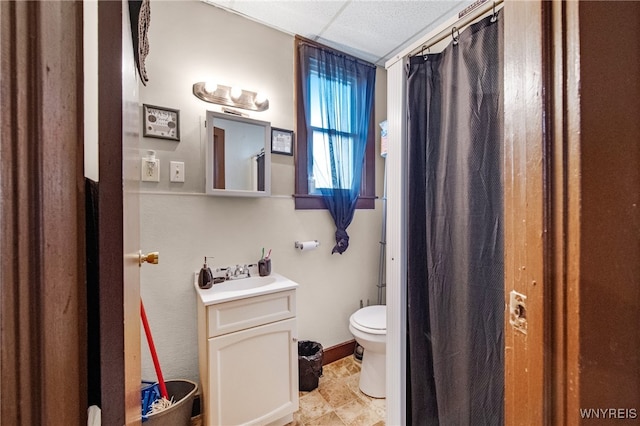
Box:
[207,290,296,337]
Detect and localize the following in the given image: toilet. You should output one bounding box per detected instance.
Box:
[349,305,386,398]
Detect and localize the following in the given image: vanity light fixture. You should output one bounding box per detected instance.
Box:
[204,81,217,93]
[192,81,269,112]
[230,86,243,101]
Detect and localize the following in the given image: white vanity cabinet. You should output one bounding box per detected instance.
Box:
[196,278,299,426]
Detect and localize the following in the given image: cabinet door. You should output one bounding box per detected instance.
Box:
[208,318,298,426]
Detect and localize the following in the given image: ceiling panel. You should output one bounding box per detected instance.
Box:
[321,1,467,63]
[204,0,347,39]
[203,0,475,66]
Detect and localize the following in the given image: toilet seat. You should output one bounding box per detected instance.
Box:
[351,305,386,335]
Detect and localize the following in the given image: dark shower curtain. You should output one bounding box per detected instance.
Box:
[406,13,504,425]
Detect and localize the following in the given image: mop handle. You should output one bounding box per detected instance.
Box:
[140,300,169,399]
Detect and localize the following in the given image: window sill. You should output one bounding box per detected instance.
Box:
[293,194,376,210]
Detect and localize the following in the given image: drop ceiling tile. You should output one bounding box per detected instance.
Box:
[320,1,468,63]
[202,0,234,8]
[204,0,347,39]
[203,0,478,66]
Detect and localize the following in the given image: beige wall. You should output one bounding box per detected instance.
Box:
[139,1,387,384]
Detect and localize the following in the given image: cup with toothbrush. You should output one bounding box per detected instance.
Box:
[258,248,272,277]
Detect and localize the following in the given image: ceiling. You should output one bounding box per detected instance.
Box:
[202,0,474,66]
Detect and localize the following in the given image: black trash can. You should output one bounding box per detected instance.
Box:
[298,340,323,391]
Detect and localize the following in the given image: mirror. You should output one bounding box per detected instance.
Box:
[205,111,271,197]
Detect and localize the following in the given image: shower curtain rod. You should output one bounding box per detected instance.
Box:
[385,0,504,68]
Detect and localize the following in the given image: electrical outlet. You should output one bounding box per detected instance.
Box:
[141,158,160,182]
[170,161,185,182]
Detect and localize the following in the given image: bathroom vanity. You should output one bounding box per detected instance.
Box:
[194,273,299,426]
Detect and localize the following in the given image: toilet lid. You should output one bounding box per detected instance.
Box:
[352,305,386,331]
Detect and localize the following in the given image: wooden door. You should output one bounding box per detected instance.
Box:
[504,1,640,424]
[98,1,142,424]
[565,1,640,421]
[0,1,86,424]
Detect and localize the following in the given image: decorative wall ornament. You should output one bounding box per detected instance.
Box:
[128,0,151,85]
[142,104,180,141]
[271,128,294,156]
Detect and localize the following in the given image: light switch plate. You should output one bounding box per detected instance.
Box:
[141,158,160,182]
[170,161,185,182]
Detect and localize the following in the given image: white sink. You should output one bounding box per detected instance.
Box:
[194,272,298,305]
[209,275,277,291]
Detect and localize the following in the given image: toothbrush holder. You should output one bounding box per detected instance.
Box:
[258,258,271,277]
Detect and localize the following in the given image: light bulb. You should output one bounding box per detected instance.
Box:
[254,91,268,106]
[204,81,217,93]
[230,86,242,100]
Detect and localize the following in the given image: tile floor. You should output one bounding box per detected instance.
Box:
[287,356,386,426]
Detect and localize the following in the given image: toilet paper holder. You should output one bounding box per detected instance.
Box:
[294,240,320,250]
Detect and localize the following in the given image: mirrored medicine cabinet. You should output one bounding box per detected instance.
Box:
[205,111,271,197]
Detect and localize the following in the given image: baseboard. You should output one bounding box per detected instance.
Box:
[322,339,356,365]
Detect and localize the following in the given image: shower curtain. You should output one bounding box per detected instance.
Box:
[406,13,504,425]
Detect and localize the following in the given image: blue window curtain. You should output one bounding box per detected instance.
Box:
[298,41,376,254]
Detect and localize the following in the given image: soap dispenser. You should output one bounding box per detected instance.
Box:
[198,257,214,289]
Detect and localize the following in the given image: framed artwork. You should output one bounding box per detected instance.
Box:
[271,127,294,156]
[142,104,180,141]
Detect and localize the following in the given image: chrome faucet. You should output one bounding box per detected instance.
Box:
[227,264,250,280]
[240,264,251,277]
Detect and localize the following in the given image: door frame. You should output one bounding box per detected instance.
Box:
[97,0,128,423]
[503,1,548,423]
[97,1,142,424]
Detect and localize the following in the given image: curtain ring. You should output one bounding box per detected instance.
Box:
[491,1,498,22]
[420,45,430,61]
[451,26,460,45]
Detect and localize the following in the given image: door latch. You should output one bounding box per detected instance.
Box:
[509,290,527,334]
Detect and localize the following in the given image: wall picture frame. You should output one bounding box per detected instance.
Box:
[142,104,180,141]
[271,128,294,156]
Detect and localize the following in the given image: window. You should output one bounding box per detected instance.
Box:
[294,36,376,210]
